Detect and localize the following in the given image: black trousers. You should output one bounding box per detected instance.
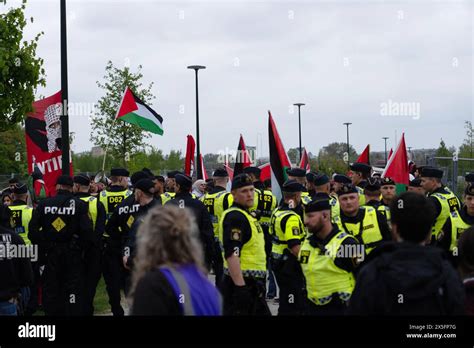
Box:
[42,245,84,316]
[102,243,125,316]
[83,244,102,316]
[271,258,305,315]
[212,239,224,289]
[221,275,271,316]
[305,297,348,316]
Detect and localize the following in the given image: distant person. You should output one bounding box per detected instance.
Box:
[348,192,465,315]
[130,205,222,315]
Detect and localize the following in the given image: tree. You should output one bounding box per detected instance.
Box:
[165,150,183,171]
[458,121,474,174]
[317,142,358,175]
[435,139,453,168]
[287,148,299,165]
[90,61,154,167]
[0,124,27,174]
[0,0,45,130]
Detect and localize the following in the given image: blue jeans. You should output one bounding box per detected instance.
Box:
[267,262,277,298]
[0,301,18,316]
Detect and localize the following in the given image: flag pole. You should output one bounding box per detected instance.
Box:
[60,0,70,175]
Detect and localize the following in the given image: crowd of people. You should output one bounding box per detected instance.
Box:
[1,162,474,316]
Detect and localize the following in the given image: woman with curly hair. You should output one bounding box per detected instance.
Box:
[129,205,222,315]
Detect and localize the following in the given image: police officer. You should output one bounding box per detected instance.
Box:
[380,177,396,207]
[312,173,340,221]
[201,168,230,287]
[166,174,214,271]
[286,167,311,205]
[28,175,93,315]
[219,174,270,315]
[270,180,306,315]
[243,166,265,191]
[0,204,33,316]
[364,178,391,222]
[8,183,36,315]
[73,174,106,316]
[153,175,165,202]
[335,184,391,255]
[123,178,159,271]
[349,163,372,206]
[306,172,318,198]
[407,178,425,195]
[420,166,461,246]
[465,173,474,185]
[161,170,180,204]
[100,167,132,316]
[300,199,361,315]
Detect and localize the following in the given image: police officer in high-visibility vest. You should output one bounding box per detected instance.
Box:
[336,184,391,255]
[100,167,132,316]
[364,178,391,222]
[407,178,425,195]
[441,184,474,256]
[161,170,180,205]
[73,174,106,316]
[300,198,361,315]
[8,183,37,315]
[312,173,340,221]
[287,167,312,205]
[420,166,461,246]
[306,172,318,198]
[201,168,230,287]
[219,174,270,315]
[349,163,371,206]
[28,175,93,316]
[270,180,306,315]
[332,174,352,194]
[380,177,396,208]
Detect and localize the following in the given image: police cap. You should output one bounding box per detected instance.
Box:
[286,167,306,178]
[213,168,228,178]
[131,171,150,186]
[282,180,306,193]
[337,184,358,196]
[333,174,352,184]
[12,183,28,194]
[421,166,443,179]
[364,177,381,192]
[134,179,155,195]
[349,163,372,175]
[56,175,73,186]
[73,174,91,186]
[314,173,329,186]
[110,168,129,177]
[175,174,193,190]
[231,174,254,190]
[381,177,396,186]
[305,199,331,213]
[243,166,261,176]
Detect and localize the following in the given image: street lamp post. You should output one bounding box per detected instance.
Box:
[187,65,206,179]
[60,0,70,175]
[382,137,389,165]
[293,103,305,163]
[343,122,352,166]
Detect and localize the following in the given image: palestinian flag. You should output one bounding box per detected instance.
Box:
[259,163,271,182]
[382,133,409,194]
[233,134,253,176]
[268,111,291,201]
[356,144,370,165]
[116,87,163,135]
[299,147,311,173]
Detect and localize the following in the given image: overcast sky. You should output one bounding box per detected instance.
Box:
[5,0,473,159]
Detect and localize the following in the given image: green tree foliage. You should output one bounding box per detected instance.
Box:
[90,61,155,167]
[458,121,474,175]
[318,142,358,175]
[435,138,453,168]
[0,0,45,130]
[0,124,27,174]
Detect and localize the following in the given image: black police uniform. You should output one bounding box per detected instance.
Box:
[166,192,215,270]
[28,189,93,315]
[0,223,34,314]
[74,191,106,316]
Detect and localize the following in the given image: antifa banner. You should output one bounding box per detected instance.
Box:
[25,91,73,196]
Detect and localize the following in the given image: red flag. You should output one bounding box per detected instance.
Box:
[224,161,234,180]
[382,133,409,185]
[388,148,393,161]
[184,135,195,176]
[259,163,271,182]
[269,111,291,201]
[356,144,370,165]
[233,134,253,176]
[200,154,208,180]
[299,148,311,173]
[25,91,73,196]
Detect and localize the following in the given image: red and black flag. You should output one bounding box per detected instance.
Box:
[233,134,253,176]
[268,111,291,201]
[184,135,196,176]
[299,147,311,173]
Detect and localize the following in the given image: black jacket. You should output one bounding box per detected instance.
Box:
[347,241,465,315]
[0,225,34,301]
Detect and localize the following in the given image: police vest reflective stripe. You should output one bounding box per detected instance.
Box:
[335,207,382,254]
[377,205,391,223]
[430,191,461,240]
[99,189,132,218]
[252,189,277,227]
[356,186,365,206]
[8,205,33,245]
[269,208,305,257]
[301,191,312,206]
[214,191,233,228]
[219,207,266,278]
[448,210,472,251]
[160,192,176,205]
[79,196,98,230]
[299,230,355,306]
